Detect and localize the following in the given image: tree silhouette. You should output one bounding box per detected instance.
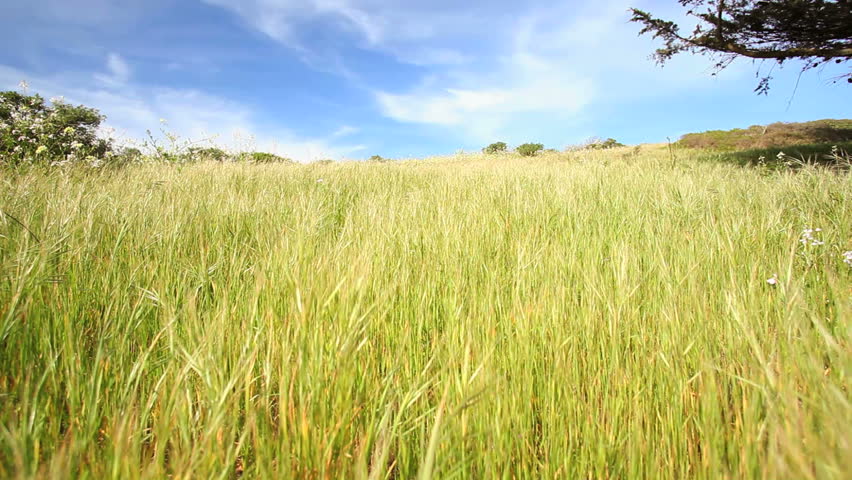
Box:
[630,0,852,93]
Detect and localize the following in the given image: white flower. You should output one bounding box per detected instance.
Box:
[316,178,325,183]
[776,151,785,160]
[49,96,65,104]
[18,80,29,91]
[63,127,75,135]
[843,251,852,267]
[800,227,824,247]
[766,274,779,286]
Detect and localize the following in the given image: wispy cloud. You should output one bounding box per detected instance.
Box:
[200,0,500,67]
[370,0,759,144]
[93,53,132,87]
[203,0,740,145]
[331,125,359,138]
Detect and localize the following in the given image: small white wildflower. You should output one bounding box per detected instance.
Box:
[776,151,785,160]
[316,178,325,183]
[843,251,852,267]
[800,227,824,247]
[766,274,779,286]
[18,80,29,92]
[49,96,65,104]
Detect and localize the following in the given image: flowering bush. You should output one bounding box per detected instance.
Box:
[0,90,113,167]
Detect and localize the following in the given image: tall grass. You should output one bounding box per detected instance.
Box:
[1,147,850,478]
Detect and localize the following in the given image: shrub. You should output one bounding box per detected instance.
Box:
[369,155,388,162]
[189,147,230,162]
[588,138,625,150]
[1,90,112,167]
[516,143,544,157]
[109,146,145,167]
[483,142,508,154]
[239,152,293,164]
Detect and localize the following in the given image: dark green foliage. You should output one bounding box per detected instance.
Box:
[369,155,387,162]
[239,152,293,164]
[1,91,112,166]
[483,142,508,154]
[678,119,852,150]
[110,147,144,167]
[516,143,544,157]
[631,1,852,92]
[189,147,230,162]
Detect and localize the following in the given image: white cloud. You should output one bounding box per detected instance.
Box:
[369,0,753,143]
[107,53,131,82]
[94,53,132,87]
[331,125,359,138]
[375,66,594,142]
[201,0,496,66]
[0,63,363,162]
[202,0,740,145]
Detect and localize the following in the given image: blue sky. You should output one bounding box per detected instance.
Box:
[1,0,849,161]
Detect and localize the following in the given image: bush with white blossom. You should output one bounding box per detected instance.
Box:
[0,89,113,167]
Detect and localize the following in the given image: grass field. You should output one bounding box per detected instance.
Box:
[1,146,850,479]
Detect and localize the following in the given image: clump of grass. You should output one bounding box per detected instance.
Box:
[0,148,849,478]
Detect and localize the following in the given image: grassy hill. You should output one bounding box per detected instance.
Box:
[677,119,852,150]
[1,148,849,478]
